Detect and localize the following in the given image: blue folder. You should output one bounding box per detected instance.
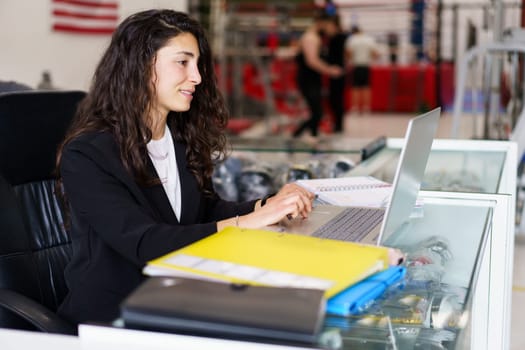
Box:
[326,266,406,316]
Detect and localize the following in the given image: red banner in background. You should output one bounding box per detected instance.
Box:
[51,0,119,35]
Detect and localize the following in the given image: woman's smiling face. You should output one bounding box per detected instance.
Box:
[151,32,202,118]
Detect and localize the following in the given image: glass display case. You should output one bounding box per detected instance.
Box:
[318,192,513,350]
[214,136,372,202]
[225,137,516,196]
[76,137,517,350]
[76,191,513,350]
[347,139,516,196]
[212,136,516,350]
[220,137,518,231]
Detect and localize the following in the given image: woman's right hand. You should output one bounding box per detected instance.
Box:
[216,185,315,232]
[244,186,315,228]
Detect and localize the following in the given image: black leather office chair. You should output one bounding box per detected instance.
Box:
[0,90,86,334]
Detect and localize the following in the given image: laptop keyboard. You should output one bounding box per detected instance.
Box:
[312,207,385,242]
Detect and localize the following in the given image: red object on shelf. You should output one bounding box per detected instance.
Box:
[217,60,454,118]
[368,64,440,112]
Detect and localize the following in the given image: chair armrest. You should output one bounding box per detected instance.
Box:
[0,288,77,335]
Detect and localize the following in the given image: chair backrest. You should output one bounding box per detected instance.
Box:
[0,90,86,330]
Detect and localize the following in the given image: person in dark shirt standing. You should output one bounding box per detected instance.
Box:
[326,15,348,133]
[292,12,342,140]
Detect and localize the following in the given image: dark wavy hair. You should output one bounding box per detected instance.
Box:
[56,9,229,191]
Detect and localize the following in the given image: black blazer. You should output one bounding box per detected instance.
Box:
[57,131,256,325]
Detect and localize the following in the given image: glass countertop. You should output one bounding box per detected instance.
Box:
[348,148,507,194]
[316,195,494,350]
[227,136,509,196]
[222,138,367,197]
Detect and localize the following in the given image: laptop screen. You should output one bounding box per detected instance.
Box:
[378,108,441,244]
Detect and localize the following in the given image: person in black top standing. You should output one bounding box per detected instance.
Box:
[326,14,348,133]
[292,12,342,139]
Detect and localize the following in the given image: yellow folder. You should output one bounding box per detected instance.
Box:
[143,227,390,298]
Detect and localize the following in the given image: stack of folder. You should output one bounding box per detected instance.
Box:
[134,227,406,341]
[121,276,326,344]
[143,226,391,299]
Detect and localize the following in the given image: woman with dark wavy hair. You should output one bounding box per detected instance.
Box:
[55,9,315,325]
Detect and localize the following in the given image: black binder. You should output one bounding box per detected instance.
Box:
[120,276,326,345]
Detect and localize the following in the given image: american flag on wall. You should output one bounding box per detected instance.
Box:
[51,0,119,35]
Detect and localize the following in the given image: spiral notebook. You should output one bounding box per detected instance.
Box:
[297,176,392,208]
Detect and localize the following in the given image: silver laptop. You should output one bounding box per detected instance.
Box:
[269,107,441,246]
